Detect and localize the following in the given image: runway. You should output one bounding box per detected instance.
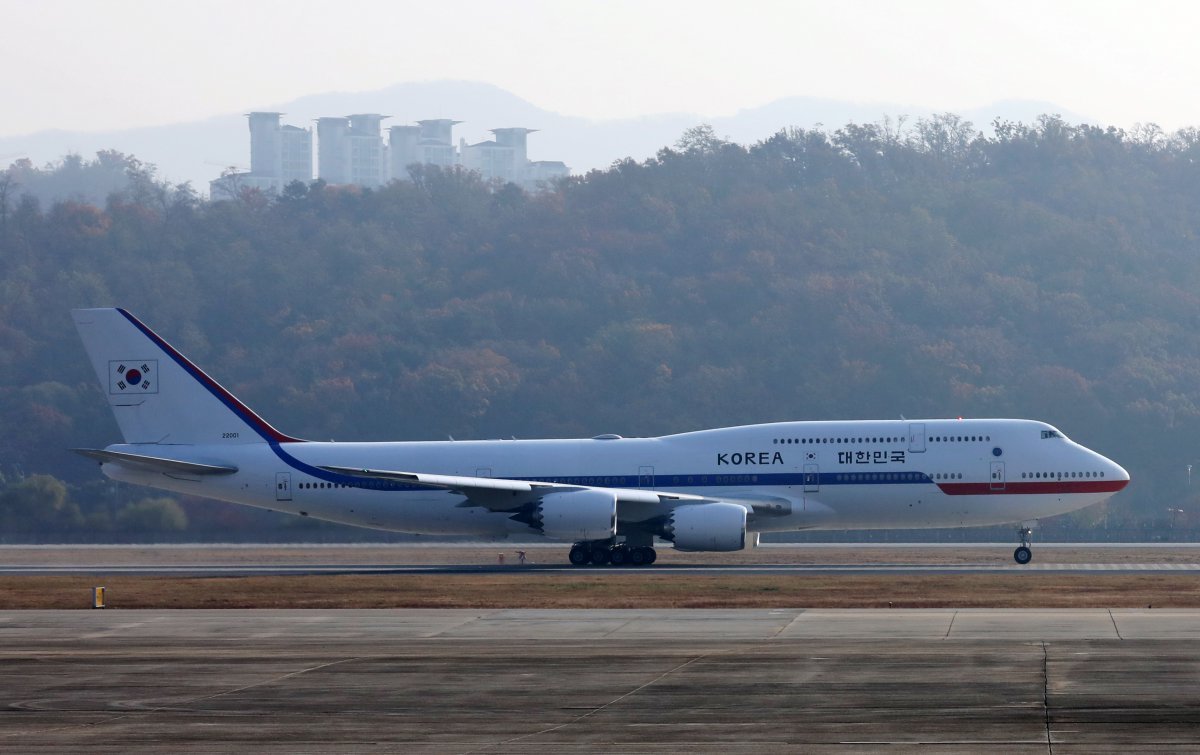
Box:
[3,561,1200,576]
[2,609,1200,752]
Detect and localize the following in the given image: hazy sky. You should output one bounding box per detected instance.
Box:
[3,0,1199,137]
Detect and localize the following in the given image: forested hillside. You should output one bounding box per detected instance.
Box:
[3,114,1199,541]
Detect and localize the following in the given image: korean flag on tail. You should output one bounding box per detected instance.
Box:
[109,360,158,394]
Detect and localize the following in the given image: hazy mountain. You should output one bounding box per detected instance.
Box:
[0,81,1092,194]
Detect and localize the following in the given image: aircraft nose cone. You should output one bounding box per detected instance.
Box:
[1108,459,1131,491]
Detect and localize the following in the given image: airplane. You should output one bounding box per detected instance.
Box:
[72,308,1130,566]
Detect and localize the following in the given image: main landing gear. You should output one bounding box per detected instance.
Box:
[1013,525,1034,565]
[569,540,657,567]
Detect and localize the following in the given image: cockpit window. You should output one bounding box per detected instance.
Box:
[1040,430,1063,439]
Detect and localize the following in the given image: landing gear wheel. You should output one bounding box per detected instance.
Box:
[609,545,630,566]
[569,544,591,566]
[629,547,649,566]
[1014,524,1034,565]
[590,546,612,566]
[646,548,657,565]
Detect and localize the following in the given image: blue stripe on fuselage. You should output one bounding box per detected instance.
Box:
[277,467,935,493]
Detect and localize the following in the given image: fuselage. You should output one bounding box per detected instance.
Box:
[100,417,1129,540]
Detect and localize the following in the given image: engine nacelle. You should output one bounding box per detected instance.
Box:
[536,489,618,541]
[666,502,748,552]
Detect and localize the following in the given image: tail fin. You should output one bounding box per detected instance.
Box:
[72,308,301,445]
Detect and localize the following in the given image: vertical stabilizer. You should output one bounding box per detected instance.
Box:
[71,308,300,445]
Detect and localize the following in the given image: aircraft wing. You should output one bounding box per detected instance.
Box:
[319,465,714,513]
[73,448,238,476]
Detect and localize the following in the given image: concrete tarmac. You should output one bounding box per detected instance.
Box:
[4,562,1200,576]
[2,609,1200,753]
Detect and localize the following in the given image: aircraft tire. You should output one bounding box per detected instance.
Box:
[1013,545,1032,565]
[629,547,648,566]
[610,545,630,566]
[591,546,612,566]
[569,544,591,566]
[647,548,657,564]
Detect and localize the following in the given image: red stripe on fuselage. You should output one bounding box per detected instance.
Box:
[937,480,1128,496]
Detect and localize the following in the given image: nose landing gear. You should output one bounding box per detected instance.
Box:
[1013,525,1034,564]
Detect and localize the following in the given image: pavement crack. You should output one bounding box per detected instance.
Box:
[420,611,494,638]
[178,655,367,708]
[468,647,742,754]
[4,655,367,739]
[943,610,959,639]
[1041,641,1054,755]
[604,617,638,637]
[770,609,805,638]
[1107,609,1124,640]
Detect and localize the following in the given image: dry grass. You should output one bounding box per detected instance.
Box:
[3,545,1198,610]
[5,572,1200,610]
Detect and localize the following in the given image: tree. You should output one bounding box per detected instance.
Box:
[115,497,188,535]
[674,124,728,154]
[0,169,17,235]
[0,475,82,537]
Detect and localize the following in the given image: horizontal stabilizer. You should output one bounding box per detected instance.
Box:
[73,448,238,476]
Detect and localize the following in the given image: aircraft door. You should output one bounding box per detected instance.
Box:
[638,466,655,488]
[908,423,926,453]
[803,463,820,492]
[275,472,292,501]
[990,462,1006,491]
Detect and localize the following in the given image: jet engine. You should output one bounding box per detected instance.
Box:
[666,502,748,551]
[536,489,618,541]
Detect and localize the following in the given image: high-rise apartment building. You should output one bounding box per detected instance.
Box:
[211,112,312,199]
[279,125,313,185]
[461,127,568,188]
[316,117,350,185]
[211,108,567,197]
[316,115,389,187]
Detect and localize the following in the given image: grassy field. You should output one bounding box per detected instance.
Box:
[3,543,1199,566]
[4,572,1200,609]
[1,544,1198,609]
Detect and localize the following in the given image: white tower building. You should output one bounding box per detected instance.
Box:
[210,112,311,199]
[316,117,350,185]
[346,114,388,187]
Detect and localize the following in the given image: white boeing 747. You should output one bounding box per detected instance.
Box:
[72,308,1129,565]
